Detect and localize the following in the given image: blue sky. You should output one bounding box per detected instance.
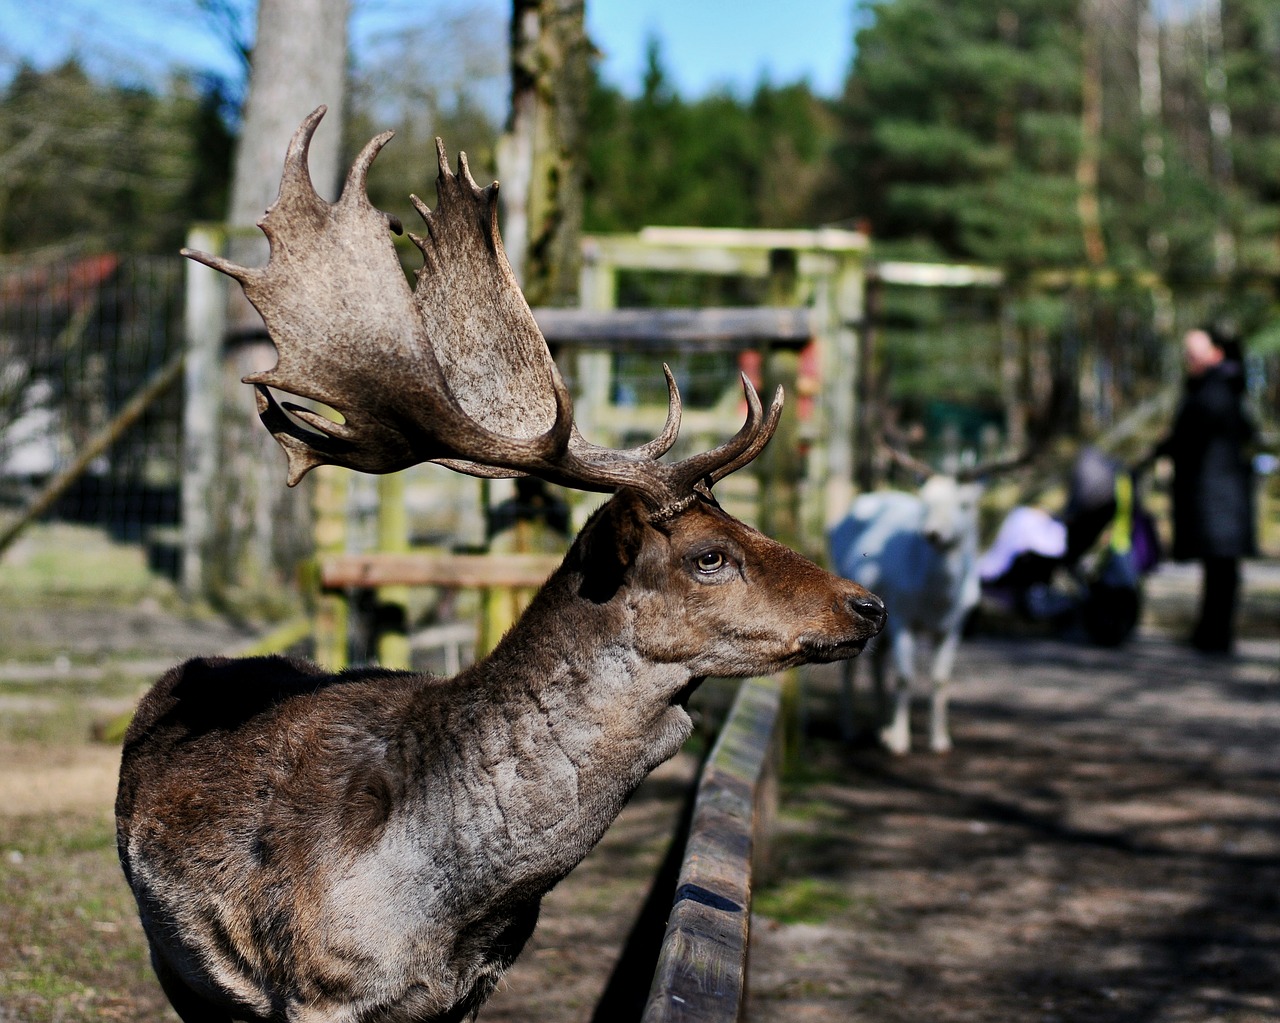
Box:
[0,0,856,99]
[587,0,855,97]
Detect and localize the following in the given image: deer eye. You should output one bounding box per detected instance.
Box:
[695,550,726,574]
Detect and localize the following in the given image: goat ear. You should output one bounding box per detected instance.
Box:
[577,491,648,603]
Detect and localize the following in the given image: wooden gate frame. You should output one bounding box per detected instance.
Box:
[573,226,868,542]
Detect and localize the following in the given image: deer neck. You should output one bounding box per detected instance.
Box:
[439,567,695,892]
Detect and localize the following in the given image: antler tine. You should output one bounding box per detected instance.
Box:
[879,442,935,480]
[538,373,780,515]
[704,380,784,486]
[183,107,589,487]
[563,364,683,467]
[347,128,404,235]
[661,374,781,495]
[180,108,331,284]
[628,364,683,460]
[955,449,1035,483]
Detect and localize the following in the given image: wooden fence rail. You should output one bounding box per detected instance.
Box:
[643,675,781,1022]
[319,552,563,590]
[534,306,814,353]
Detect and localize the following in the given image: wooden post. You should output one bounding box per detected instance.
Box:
[821,252,865,529]
[759,250,802,547]
[761,251,804,770]
[479,482,564,657]
[567,243,617,536]
[376,472,411,669]
[856,273,882,493]
[574,242,618,475]
[180,226,226,598]
[479,575,518,658]
[311,465,349,670]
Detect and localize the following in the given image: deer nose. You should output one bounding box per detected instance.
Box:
[847,591,887,631]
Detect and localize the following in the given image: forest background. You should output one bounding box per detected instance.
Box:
[1,0,1278,442]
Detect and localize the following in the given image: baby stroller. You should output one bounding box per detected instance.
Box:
[978,448,1161,646]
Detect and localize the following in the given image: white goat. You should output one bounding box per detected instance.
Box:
[829,474,982,754]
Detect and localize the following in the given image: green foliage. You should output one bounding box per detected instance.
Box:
[583,39,837,233]
[0,61,234,255]
[754,876,857,925]
[1219,0,1280,276]
[830,0,1085,268]
[0,2,1276,426]
[831,0,1280,288]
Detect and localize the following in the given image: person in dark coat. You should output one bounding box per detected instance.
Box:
[1152,325,1257,653]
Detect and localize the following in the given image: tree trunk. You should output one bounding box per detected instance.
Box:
[1077,0,1107,269]
[1201,0,1236,276]
[490,0,589,546]
[1137,1,1167,262]
[499,0,588,307]
[212,0,350,608]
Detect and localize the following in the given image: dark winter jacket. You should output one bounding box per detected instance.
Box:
[1157,361,1257,560]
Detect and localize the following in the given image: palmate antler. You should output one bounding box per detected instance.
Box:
[184,107,781,515]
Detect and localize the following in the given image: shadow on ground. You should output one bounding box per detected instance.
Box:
[749,632,1280,1023]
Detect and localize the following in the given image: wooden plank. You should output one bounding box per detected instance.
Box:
[871,260,1004,287]
[637,226,868,253]
[643,676,781,1023]
[532,307,814,351]
[319,552,562,590]
[583,236,772,277]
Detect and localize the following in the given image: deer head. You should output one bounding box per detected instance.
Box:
[184,105,777,520]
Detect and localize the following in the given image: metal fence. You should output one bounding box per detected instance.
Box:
[0,254,184,566]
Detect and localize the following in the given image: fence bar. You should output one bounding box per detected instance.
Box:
[181,226,226,596]
[642,676,781,1023]
[533,307,813,351]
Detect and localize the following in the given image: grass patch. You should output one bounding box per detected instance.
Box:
[0,523,172,602]
[753,876,855,925]
[1,811,165,1022]
[0,681,140,745]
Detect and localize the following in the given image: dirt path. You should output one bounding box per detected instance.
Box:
[749,633,1280,1023]
[0,744,121,817]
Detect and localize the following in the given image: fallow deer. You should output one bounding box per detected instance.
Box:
[116,106,885,1023]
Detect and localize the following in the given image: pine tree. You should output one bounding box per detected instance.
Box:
[829,0,1085,269]
[583,38,834,235]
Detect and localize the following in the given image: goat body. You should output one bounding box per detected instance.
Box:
[118,493,884,1023]
[829,476,981,754]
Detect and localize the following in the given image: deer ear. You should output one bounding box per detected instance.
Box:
[577,491,648,603]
